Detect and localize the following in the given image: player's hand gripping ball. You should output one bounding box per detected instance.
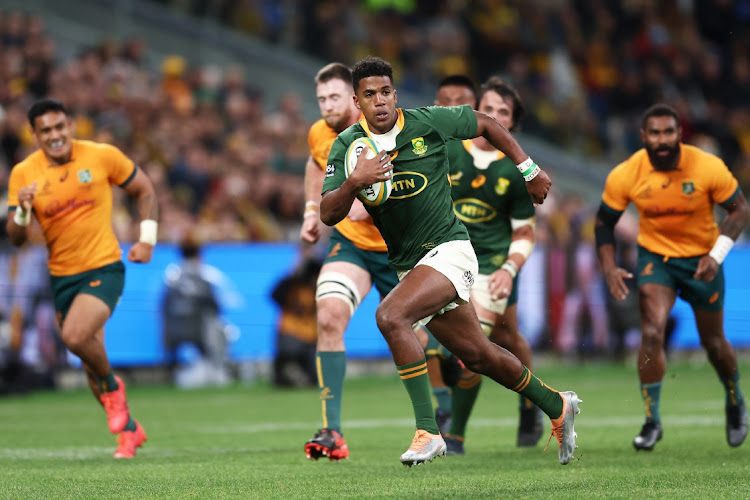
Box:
[344,137,393,206]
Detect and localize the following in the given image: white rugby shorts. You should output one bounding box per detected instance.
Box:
[397,239,478,327]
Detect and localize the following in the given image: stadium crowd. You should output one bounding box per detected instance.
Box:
[0,2,748,391]
[159,0,750,175]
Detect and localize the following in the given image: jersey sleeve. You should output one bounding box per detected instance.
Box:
[7,164,28,211]
[418,105,478,142]
[706,155,739,205]
[321,135,348,194]
[601,162,631,211]
[308,120,333,171]
[102,144,136,186]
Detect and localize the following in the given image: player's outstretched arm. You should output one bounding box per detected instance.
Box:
[695,190,750,282]
[474,111,551,204]
[6,181,38,247]
[595,202,632,300]
[301,155,324,244]
[122,167,158,263]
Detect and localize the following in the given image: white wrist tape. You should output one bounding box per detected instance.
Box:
[304,200,320,218]
[708,234,734,265]
[13,208,31,227]
[508,238,534,260]
[501,260,518,279]
[139,219,158,245]
[516,157,541,182]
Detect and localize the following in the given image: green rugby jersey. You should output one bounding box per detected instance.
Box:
[448,140,535,274]
[323,105,478,270]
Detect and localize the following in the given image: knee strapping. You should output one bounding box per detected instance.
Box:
[316,272,362,315]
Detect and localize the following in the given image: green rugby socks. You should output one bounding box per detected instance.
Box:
[511,366,564,419]
[640,382,662,423]
[316,351,346,432]
[398,359,439,434]
[448,373,481,438]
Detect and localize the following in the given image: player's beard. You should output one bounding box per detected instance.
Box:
[647,143,680,171]
[325,113,349,133]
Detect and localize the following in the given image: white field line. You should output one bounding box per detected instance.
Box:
[0,414,726,460]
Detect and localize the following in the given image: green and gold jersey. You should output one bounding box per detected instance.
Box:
[448,140,535,274]
[323,105,478,270]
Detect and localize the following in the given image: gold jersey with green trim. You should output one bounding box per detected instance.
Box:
[602,144,739,258]
[448,140,535,274]
[323,105,478,270]
[7,139,136,276]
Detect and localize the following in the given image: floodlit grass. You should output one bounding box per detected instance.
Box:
[2,356,750,499]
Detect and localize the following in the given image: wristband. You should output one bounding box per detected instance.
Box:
[304,201,319,218]
[515,157,540,182]
[508,239,534,260]
[500,259,518,279]
[13,208,31,227]
[708,234,734,265]
[139,219,158,245]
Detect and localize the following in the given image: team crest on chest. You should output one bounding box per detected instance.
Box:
[411,137,428,156]
[495,177,510,195]
[77,169,92,183]
[682,182,694,194]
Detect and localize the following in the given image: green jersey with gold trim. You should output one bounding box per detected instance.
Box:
[448,140,535,274]
[323,105,478,270]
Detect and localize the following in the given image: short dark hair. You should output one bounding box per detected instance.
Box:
[479,76,525,131]
[641,103,679,130]
[315,62,353,86]
[351,56,393,92]
[437,74,478,106]
[27,98,68,127]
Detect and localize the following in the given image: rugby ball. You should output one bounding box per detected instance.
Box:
[344,136,393,206]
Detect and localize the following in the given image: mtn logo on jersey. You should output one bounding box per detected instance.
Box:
[453,198,497,223]
[389,171,428,199]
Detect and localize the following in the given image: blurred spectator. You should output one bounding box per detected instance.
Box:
[161,236,230,388]
[270,258,320,388]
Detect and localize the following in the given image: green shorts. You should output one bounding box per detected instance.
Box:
[325,228,399,299]
[637,246,724,311]
[50,261,126,323]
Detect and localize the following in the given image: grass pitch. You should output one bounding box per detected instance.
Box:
[2,356,749,499]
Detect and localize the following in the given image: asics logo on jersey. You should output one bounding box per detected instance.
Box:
[428,250,438,258]
[471,175,486,188]
[89,280,102,287]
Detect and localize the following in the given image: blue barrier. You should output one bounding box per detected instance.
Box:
[104,243,750,366]
[106,243,390,365]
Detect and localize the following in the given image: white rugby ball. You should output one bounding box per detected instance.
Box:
[344,136,393,206]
